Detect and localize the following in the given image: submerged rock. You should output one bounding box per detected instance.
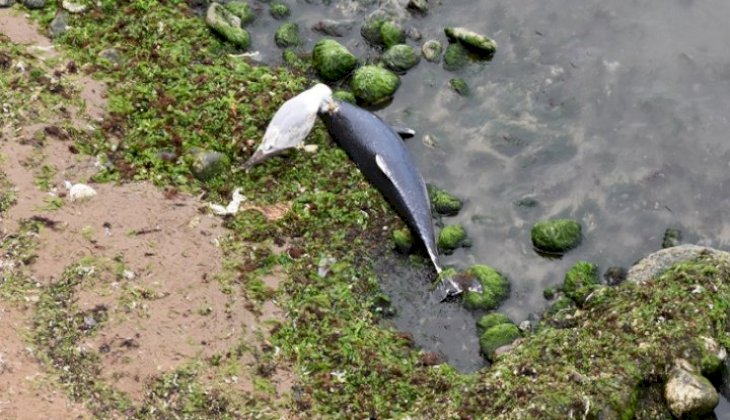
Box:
[664,359,718,418]
[421,39,442,63]
[274,23,302,48]
[269,1,290,20]
[206,3,250,49]
[361,17,405,48]
[407,0,428,14]
[563,261,599,305]
[381,44,420,73]
[312,39,358,82]
[437,224,468,254]
[662,227,682,248]
[332,90,356,104]
[351,65,400,105]
[531,219,582,255]
[449,77,469,96]
[479,323,520,361]
[312,19,355,37]
[462,264,510,310]
[444,26,497,58]
[427,185,463,216]
[603,266,627,286]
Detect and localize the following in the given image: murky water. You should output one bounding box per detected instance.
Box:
[242,0,730,409]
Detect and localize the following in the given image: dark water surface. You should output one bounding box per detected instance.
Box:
[248,0,730,408]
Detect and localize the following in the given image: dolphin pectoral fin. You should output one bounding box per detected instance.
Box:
[390,125,416,140]
[428,271,464,303]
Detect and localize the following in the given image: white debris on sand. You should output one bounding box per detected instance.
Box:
[209,188,247,216]
[65,181,97,201]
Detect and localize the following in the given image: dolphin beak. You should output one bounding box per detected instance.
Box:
[242,150,267,172]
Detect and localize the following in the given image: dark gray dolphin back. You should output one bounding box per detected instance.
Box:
[319,100,440,271]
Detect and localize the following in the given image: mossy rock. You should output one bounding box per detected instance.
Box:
[351,65,400,105]
[449,77,469,96]
[205,3,251,49]
[333,90,356,104]
[381,44,420,73]
[282,48,309,71]
[269,1,290,20]
[531,219,582,254]
[380,21,406,48]
[427,185,463,216]
[360,17,386,46]
[274,22,302,48]
[312,39,358,82]
[462,265,510,310]
[224,1,255,26]
[421,39,443,63]
[392,228,413,254]
[563,261,599,304]
[437,224,467,254]
[443,43,469,71]
[662,228,682,248]
[444,26,497,58]
[479,323,520,360]
[542,284,561,300]
[477,312,512,331]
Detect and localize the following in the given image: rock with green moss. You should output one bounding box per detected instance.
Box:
[205,3,250,49]
[190,149,230,181]
[282,48,309,71]
[444,26,497,58]
[421,39,442,63]
[443,43,469,71]
[662,227,682,248]
[437,224,467,253]
[380,21,406,48]
[479,323,520,360]
[274,22,302,48]
[224,1,255,26]
[361,18,405,48]
[351,65,400,105]
[392,228,413,254]
[697,336,725,375]
[333,90,356,104]
[462,265,510,310]
[269,1,290,19]
[381,44,420,73]
[563,261,599,304]
[312,39,358,82]
[449,77,469,96]
[427,185,463,216]
[542,284,561,300]
[477,312,512,331]
[531,219,582,254]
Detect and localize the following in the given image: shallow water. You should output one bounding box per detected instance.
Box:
[246,0,730,406]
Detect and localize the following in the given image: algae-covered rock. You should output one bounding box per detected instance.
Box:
[698,336,726,375]
[421,39,443,63]
[206,3,250,49]
[477,312,512,331]
[531,219,582,254]
[664,359,719,418]
[312,39,358,82]
[462,265,510,310]
[563,261,599,304]
[333,90,356,104]
[662,227,682,248]
[444,26,497,58]
[381,44,420,73]
[282,48,309,71]
[407,0,428,14]
[449,77,469,96]
[542,285,561,300]
[392,228,413,254]
[437,224,467,254]
[427,185,463,216]
[443,43,469,71]
[351,65,400,105]
[224,1,255,26]
[361,18,405,48]
[274,22,302,48]
[269,1,290,20]
[380,20,406,48]
[479,323,520,360]
[190,149,231,181]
